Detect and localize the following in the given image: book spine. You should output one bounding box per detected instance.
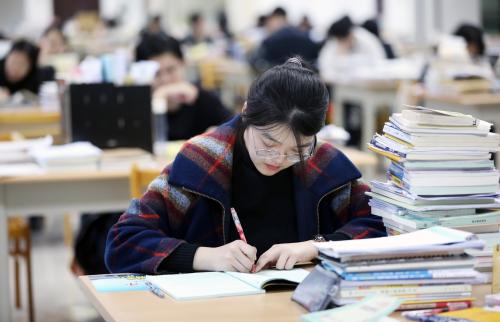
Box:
[383,124,413,144]
[398,300,473,310]
[342,269,477,281]
[340,284,471,298]
[344,260,474,273]
[438,212,500,227]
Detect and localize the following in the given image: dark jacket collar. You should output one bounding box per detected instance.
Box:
[168,115,361,206]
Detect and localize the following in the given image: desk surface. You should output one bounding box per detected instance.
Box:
[79,276,491,322]
[424,92,500,106]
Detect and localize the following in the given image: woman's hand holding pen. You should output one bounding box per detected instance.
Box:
[254,241,318,272]
[193,240,257,273]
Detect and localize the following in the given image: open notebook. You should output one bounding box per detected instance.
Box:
[145,268,310,301]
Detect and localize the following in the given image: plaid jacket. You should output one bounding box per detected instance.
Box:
[105,116,385,274]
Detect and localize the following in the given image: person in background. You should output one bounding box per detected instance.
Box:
[136,33,232,140]
[361,18,396,59]
[105,57,385,274]
[318,16,385,82]
[0,39,46,96]
[249,7,320,73]
[38,26,68,66]
[298,15,313,34]
[182,12,213,46]
[140,15,170,40]
[242,15,268,53]
[453,23,487,63]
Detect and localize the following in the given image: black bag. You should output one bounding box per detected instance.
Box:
[74,213,121,275]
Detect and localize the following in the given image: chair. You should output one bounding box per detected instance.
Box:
[2,133,34,322]
[8,218,34,322]
[129,164,162,198]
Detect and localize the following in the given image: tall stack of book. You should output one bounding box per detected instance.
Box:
[367,105,500,235]
[315,227,486,310]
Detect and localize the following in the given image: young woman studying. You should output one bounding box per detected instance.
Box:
[105,57,385,274]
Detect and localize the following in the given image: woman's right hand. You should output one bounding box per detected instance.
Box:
[193,240,257,272]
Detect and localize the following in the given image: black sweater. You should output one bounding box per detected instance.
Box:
[158,134,297,272]
[167,88,232,140]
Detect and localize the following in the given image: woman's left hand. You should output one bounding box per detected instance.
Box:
[254,241,318,272]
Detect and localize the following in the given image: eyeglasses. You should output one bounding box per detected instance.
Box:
[251,127,316,163]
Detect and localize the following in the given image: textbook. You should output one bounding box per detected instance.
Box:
[145,268,309,301]
[389,114,492,135]
[401,105,477,127]
[387,163,499,187]
[339,283,472,298]
[383,123,500,149]
[320,254,476,274]
[341,268,478,281]
[368,182,498,208]
[315,227,484,259]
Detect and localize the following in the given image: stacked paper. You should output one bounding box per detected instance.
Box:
[0,136,52,176]
[315,227,486,309]
[367,105,500,236]
[30,142,102,171]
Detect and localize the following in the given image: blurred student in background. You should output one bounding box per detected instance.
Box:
[249,7,320,73]
[318,16,385,82]
[136,33,232,140]
[0,39,46,97]
[298,16,313,34]
[453,23,487,63]
[38,26,68,66]
[361,18,396,59]
[182,12,213,47]
[140,15,170,40]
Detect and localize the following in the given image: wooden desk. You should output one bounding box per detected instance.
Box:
[0,107,61,139]
[78,276,491,322]
[0,146,375,321]
[332,80,400,151]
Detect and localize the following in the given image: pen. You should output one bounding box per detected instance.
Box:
[402,302,470,322]
[230,207,256,272]
[230,207,248,243]
[145,281,165,298]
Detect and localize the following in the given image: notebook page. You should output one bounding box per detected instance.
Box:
[145,272,263,300]
[227,268,310,289]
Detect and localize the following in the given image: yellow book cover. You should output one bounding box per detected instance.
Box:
[439,307,500,321]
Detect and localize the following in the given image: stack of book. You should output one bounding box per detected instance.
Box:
[315,227,486,310]
[367,105,500,235]
[31,141,102,171]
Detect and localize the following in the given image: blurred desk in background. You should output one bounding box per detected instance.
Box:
[332,80,399,151]
[424,92,500,165]
[423,92,500,129]
[0,107,61,140]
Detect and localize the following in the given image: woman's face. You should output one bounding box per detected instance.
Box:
[243,124,316,176]
[151,53,185,89]
[5,51,31,83]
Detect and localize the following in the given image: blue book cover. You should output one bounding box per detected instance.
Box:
[89,273,148,292]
